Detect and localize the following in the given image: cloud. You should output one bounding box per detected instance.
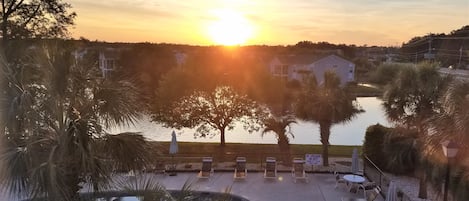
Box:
[72,0,181,19]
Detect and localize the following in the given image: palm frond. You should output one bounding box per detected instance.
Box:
[98,132,153,172]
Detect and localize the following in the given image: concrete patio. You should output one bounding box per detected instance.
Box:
[121,172,385,201]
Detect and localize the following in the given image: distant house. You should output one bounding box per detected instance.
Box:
[268,54,355,86]
[174,51,188,67]
[307,54,355,86]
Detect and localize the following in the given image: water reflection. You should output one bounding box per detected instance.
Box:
[108,97,391,145]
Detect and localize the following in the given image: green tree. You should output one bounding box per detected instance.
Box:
[369,62,411,86]
[382,62,451,199]
[295,71,362,166]
[0,42,154,201]
[425,80,469,201]
[1,0,76,43]
[261,116,296,163]
[154,86,266,146]
[436,80,469,140]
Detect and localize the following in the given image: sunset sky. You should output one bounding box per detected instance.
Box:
[69,0,469,46]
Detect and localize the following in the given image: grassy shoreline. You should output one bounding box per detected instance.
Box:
[152,142,361,163]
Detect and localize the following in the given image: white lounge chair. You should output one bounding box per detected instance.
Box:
[264,157,277,179]
[197,157,213,179]
[291,158,308,183]
[234,157,247,179]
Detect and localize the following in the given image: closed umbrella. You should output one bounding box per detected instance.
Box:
[385,181,398,201]
[351,148,359,174]
[169,131,178,154]
[169,131,178,176]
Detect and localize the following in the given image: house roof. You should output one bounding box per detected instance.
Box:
[273,53,353,66]
[312,54,355,65]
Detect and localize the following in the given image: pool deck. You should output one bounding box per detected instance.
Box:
[1,172,385,201]
[1,157,387,201]
[120,172,384,201]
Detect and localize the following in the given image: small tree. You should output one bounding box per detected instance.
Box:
[262,116,296,163]
[154,86,266,146]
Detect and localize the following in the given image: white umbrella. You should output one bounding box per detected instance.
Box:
[351,148,359,174]
[169,131,178,176]
[385,180,398,201]
[169,131,178,154]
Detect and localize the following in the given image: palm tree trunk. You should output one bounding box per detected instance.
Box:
[319,122,331,166]
[61,164,82,201]
[416,125,427,199]
[418,170,427,199]
[278,138,291,165]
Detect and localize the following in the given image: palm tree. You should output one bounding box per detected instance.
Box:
[0,42,154,201]
[262,116,296,163]
[382,62,451,199]
[436,80,469,141]
[295,71,362,166]
[424,80,469,201]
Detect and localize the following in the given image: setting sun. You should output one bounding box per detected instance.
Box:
[207,9,254,46]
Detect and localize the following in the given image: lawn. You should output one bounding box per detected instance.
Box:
[151,142,361,163]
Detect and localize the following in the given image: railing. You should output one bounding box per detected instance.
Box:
[363,155,412,201]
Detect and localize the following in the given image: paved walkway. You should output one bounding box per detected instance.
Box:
[116,172,384,201]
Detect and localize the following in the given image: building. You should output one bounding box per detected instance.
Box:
[268,54,355,86]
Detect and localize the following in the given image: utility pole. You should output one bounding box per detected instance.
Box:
[415,52,418,66]
[459,46,463,67]
[428,37,432,54]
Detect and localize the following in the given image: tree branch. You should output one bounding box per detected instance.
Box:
[20,4,41,29]
[5,0,24,16]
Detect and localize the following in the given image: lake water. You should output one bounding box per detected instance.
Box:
[108,97,391,146]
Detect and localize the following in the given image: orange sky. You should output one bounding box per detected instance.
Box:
[69,0,469,46]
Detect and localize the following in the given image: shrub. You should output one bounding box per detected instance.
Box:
[383,127,418,174]
[363,123,390,169]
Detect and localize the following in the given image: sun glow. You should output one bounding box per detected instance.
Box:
[207,9,254,46]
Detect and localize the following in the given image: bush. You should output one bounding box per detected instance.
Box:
[383,127,418,174]
[363,123,390,169]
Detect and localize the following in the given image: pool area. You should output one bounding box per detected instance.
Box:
[80,190,249,201]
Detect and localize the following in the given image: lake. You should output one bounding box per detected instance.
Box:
[107,97,391,146]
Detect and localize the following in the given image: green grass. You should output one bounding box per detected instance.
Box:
[152,142,361,163]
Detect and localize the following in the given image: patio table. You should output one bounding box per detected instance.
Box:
[343,174,365,193]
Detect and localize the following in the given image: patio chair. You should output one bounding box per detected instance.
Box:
[364,186,381,201]
[341,186,380,201]
[358,181,377,197]
[234,157,247,179]
[334,171,347,189]
[291,158,308,183]
[197,157,214,179]
[264,157,277,179]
